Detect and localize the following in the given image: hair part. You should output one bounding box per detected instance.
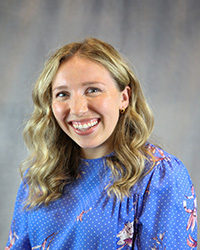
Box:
[20,37,155,209]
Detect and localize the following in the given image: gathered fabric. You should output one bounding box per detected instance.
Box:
[5,145,197,250]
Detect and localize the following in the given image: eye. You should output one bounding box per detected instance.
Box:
[55,91,70,98]
[86,87,101,94]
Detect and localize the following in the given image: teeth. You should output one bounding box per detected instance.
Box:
[72,120,98,131]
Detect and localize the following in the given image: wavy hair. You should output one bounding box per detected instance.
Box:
[21,37,155,208]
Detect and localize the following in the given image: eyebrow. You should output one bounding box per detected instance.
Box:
[52,82,104,92]
[82,81,104,86]
[52,85,69,92]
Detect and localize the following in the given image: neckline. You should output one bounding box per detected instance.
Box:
[80,152,114,162]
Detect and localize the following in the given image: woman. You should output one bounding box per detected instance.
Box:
[6,38,197,249]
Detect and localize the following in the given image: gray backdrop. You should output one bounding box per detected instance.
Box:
[1,0,199,248]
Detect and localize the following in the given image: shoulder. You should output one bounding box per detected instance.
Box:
[147,143,191,179]
[133,145,197,248]
[135,144,194,197]
[13,180,30,214]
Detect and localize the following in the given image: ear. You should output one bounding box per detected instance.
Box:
[120,86,130,109]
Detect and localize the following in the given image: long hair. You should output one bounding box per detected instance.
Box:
[21,37,155,208]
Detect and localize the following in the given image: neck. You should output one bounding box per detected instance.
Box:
[80,146,112,160]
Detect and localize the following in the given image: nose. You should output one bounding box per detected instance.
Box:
[69,95,88,116]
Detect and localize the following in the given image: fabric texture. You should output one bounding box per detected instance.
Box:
[5,145,197,249]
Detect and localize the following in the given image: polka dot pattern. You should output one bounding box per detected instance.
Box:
[5,145,198,249]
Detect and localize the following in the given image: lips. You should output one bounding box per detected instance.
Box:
[70,119,99,132]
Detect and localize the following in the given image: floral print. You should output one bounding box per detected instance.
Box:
[5,144,198,249]
[147,144,171,166]
[151,232,166,250]
[5,229,18,250]
[183,185,197,232]
[117,221,133,249]
[187,235,197,249]
[76,207,92,222]
[32,232,57,250]
[183,185,197,248]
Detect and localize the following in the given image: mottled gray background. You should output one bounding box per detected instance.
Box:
[1,0,199,248]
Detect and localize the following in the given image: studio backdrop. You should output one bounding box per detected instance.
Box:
[0,0,199,247]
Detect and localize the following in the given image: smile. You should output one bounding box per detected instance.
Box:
[71,119,99,131]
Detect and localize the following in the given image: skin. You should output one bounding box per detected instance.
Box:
[51,56,130,159]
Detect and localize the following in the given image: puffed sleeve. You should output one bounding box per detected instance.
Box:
[5,181,31,250]
[133,148,197,249]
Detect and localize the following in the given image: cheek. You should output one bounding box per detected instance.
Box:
[100,95,121,112]
[52,102,68,121]
[97,98,120,123]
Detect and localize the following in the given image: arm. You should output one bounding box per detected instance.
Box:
[134,152,197,249]
[5,181,31,250]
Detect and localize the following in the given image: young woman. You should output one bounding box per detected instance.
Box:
[6,38,197,249]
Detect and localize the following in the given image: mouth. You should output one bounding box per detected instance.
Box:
[70,119,100,132]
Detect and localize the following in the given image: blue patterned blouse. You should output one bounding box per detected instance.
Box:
[5,145,197,249]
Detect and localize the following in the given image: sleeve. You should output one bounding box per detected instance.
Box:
[5,181,31,250]
[134,152,198,249]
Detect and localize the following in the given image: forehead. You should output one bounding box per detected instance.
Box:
[52,56,114,86]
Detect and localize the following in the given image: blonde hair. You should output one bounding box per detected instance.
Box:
[21,37,155,208]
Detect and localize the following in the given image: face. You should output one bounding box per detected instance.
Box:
[51,56,130,159]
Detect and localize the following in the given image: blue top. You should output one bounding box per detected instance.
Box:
[5,145,197,249]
